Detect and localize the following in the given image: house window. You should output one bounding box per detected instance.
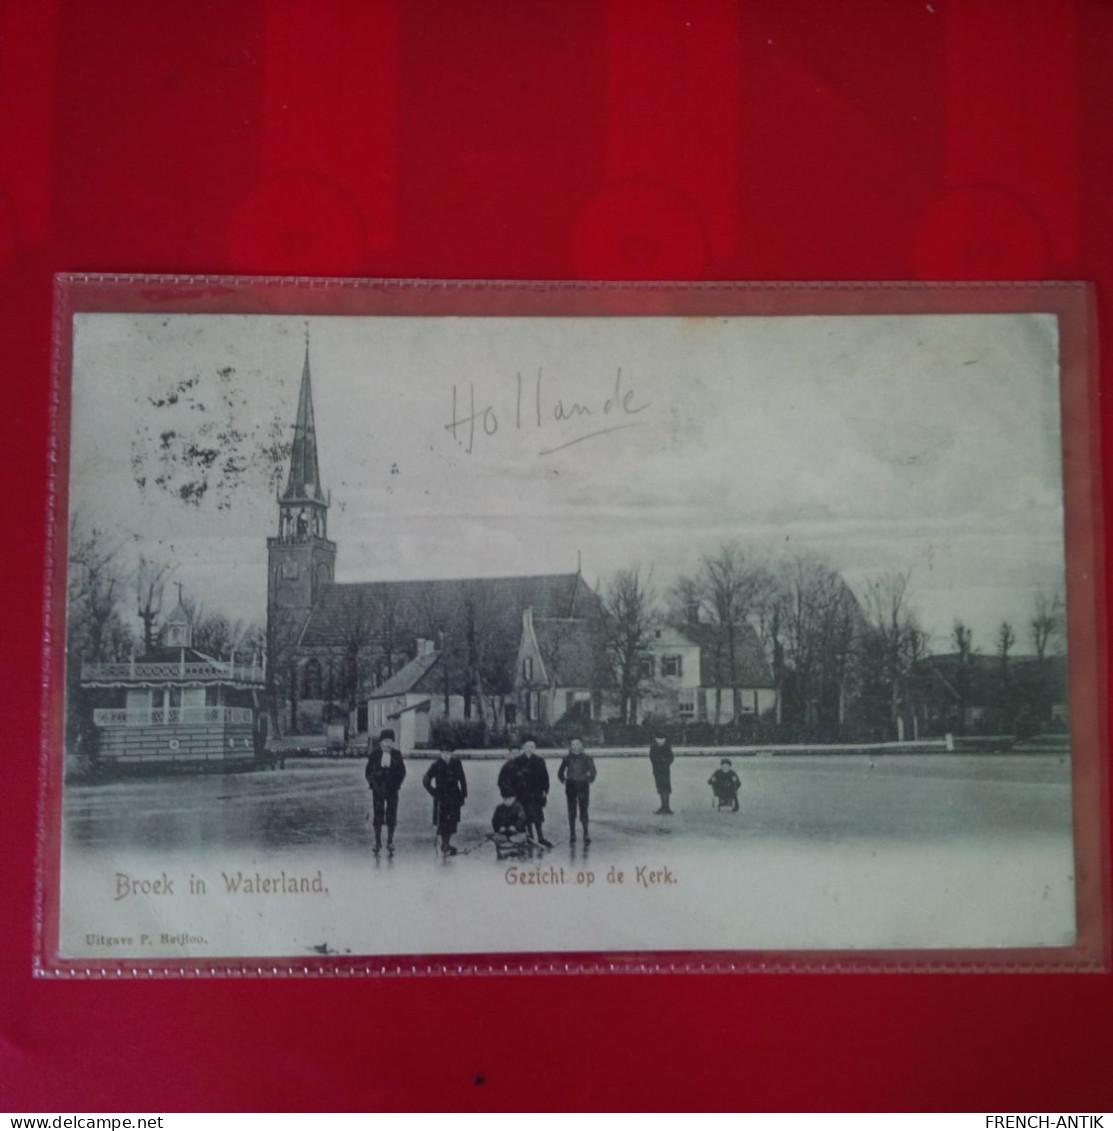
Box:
[678,691,696,718]
[639,656,655,679]
[662,655,683,678]
[523,656,533,681]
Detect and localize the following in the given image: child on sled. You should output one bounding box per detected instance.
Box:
[708,758,741,811]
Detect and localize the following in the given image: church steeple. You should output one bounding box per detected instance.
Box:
[281,334,327,507]
[268,332,337,618]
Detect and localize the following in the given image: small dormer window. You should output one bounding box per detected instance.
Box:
[523,657,533,681]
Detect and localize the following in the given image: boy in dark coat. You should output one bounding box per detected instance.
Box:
[514,735,552,848]
[365,727,407,855]
[422,744,468,856]
[708,758,741,811]
[649,732,675,814]
[557,738,597,845]
[497,741,523,800]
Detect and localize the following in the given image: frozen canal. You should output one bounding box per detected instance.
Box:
[58,753,1077,959]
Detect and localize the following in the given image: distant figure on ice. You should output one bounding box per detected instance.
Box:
[422,744,468,856]
[708,758,741,812]
[558,738,597,845]
[365,727,406,856]
[649,731,675,814]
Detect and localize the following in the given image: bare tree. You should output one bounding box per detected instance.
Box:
[862,571,923,741]
[457,580,503,726]
[66,516,135,759]
[68,517,133,665]
[682,542,771,728]
[1029,590,1065,724]
[338,590,378,713]
[135,556,176,654]
[603,568,660,725]
[361,584,404,689]
[951,620,975,726]
[997,621,1015,667]
[776,554,861,735]
[1029,590,1064,661]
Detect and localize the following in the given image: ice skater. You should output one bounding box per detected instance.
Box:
[422,743,468,856]
[365,727,407,856]
[708,758,741,811]
[557,737,597,845]
[649,730,675,814]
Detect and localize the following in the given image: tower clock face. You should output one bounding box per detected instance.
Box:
[281,558,299,580]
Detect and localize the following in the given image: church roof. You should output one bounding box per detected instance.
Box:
[299,572,600,652]
[532,617,615,688]
[281,341,326,505]
[369,650,441,698]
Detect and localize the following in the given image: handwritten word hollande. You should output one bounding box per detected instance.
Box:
[445,368,651,456]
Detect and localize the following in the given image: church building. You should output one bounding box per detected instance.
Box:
[266,342,605,742]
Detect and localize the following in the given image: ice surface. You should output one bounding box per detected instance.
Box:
[59,754,1076,958]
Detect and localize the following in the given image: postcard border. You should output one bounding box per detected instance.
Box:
[36,275,1110,977]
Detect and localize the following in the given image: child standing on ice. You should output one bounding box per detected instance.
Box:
[557,737,597,845]
[649,731,675,814]
[365,728,407,855]
[422,744,468,856]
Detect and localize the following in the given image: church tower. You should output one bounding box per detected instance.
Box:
[267,335,337,621]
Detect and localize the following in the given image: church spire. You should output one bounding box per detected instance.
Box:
[282,331,326,505]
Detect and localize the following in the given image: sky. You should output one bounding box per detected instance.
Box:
[68,310,1068,653]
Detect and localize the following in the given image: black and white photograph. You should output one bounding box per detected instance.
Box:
[48,283,1094,964]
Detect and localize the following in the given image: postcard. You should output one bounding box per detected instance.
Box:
[37,278,1104,973]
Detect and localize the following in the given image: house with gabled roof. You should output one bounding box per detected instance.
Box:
[512,607,778,731]
[514,609,614,727]
[363,638,472,751]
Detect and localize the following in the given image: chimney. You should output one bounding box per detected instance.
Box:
[686,600,701,625]
[417,637,435,657]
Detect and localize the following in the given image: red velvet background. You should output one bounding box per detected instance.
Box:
[2,0,1112,1112]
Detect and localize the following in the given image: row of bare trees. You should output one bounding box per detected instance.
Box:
[601,542,884,738]
[943,592,1066,735]
[601,540,1066,742]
